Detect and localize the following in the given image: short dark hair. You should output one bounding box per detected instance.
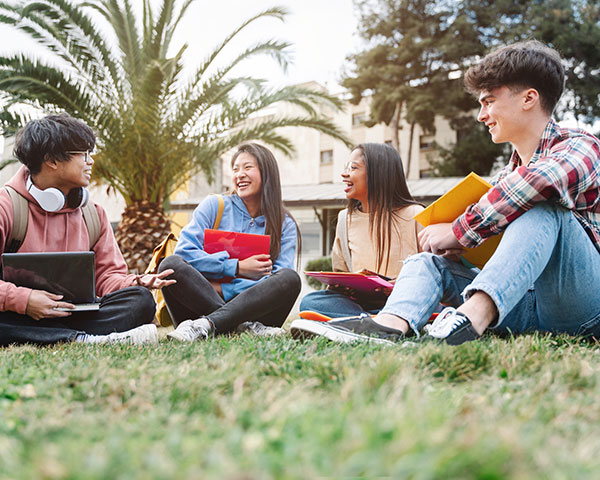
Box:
[464,40,565,114]
[13,113,95,174]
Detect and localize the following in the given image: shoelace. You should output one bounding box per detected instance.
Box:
[426,308,465,338]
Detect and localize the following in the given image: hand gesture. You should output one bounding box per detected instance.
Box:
[26,290,75,320]
[237,254,272,280]
[136,269,177,289]
[418,223,464,257]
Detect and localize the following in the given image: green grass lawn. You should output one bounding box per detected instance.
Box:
[1,332,599,479]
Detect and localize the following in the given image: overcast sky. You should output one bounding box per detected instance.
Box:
[172,0,360,91]
[0,0,360,92]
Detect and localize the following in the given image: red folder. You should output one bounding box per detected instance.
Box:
[204,229,270,259]
[304,271,393,296]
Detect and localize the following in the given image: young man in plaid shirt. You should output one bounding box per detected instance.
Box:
[291,40,600,345]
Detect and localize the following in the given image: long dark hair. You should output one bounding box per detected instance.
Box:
[231,143,301,263]
[348,143,421,273]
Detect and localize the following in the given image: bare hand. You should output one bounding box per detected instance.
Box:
[418,223,463,257]
[237,254,272,280]
[136,269,177,289]
[26,290,75,320]
[327,284,358,298]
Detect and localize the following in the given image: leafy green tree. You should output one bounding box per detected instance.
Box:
[343,0,489,173]
[430,117,510,177]
[465,0,600,125]
[0,0,350,271]
[344,0,600,177]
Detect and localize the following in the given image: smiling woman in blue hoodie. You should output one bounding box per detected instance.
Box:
[159,143,301,342]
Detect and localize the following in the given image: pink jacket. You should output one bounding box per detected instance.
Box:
[0,166,137,314]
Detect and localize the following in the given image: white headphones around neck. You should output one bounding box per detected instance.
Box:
[26,176,89,212]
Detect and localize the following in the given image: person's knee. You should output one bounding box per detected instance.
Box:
[404,252,441,268]
[158,254,184,273]
[129,286,156,322]
[276,268,302,295]
[299,290,322,311]
[513,202,567,226]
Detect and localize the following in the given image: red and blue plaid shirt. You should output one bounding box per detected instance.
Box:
[453,119,600,253]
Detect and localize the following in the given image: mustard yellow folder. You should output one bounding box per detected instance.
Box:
[413,172,502,269]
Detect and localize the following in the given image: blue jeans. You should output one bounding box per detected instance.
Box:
[299,289,385,318]
[381,203,600,337]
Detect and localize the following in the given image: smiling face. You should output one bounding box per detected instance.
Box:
[54,151,94,193]
[232,152,262,203]
[341,148,368,207]
[477,86,527,144]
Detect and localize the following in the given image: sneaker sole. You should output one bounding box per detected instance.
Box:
[298,311,332,322]
[290,319,395,346]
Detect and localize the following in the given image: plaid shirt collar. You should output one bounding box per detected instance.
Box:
[509,118,560,169]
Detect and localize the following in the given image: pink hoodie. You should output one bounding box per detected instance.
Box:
[0,165,137,314]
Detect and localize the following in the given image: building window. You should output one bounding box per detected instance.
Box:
[320,150,333,164]
[419,135,435,151]
[352,113,367,127]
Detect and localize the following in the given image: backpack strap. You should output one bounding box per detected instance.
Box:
[338,209,353,272]
[4,185,101,252]
[212,194,225,229]
[4,186,28,253]
[82,202,101,250]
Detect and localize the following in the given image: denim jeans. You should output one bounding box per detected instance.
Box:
[381,203,600,337]
[299,289,385,318]
[159,255,302,333]
[0,286,156,347]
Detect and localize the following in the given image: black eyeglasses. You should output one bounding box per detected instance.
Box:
[65,150,95,162]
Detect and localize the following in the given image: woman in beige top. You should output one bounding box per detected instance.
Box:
[300,143,424,318]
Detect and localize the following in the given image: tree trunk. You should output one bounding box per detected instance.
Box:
[390,101,402,152]
[406,121,416,178]
[115,200,172,273]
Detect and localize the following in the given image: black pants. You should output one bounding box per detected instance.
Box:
[159,255,301,333]
[0,286,156,347]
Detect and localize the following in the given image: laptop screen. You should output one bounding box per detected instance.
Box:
[2,252,96,303]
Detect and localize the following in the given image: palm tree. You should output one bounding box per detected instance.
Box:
[0,0,350,271]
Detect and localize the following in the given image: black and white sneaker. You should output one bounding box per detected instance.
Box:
[424,307,480,345]
[290,313,405,346]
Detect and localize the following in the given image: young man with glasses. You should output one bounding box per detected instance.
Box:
[292,40,600,345]
[0,113,175,346]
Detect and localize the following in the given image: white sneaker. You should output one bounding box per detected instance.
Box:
[167,317,213,342]
[237,321,286,337]
[103,324,158,345]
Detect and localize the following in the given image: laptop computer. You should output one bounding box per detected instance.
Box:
[2,251,100,311]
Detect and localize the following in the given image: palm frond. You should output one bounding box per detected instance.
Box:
[0,0,350,209]
[185,6,290,94]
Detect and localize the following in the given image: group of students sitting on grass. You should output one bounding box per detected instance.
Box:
[1,40,599,348]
